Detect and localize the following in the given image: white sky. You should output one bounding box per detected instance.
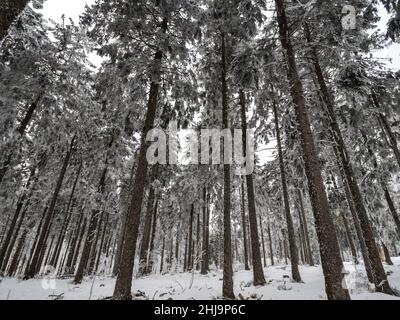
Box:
[40,0,399,71]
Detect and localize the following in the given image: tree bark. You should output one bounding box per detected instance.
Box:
[201,187,208,274]
[187,203,194,271]
[259,215,267,268]
[146,200,158,274]
[304,22,393,295]
[221,33,235,299]
[382,242,393,266]
[239,90,266,285]
[268,223,274,266]
[341,211,358,264]
[113,18,167,299]
[273,97,301,282]
[24,138,74,279]
[297,190,314,266]
[274,1,349,299]
[240,180,250,270]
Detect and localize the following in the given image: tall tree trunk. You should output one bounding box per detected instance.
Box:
[221,33,234,299]
[338,166,375,283]
[304,23,393,295]
[50,163,82,268]
[297,190,314,266]
[240,180,250,270]
[146,200,158,274]
[382,242,393,266]
[341,212,358,264]
[268,223,275,266]
[0,167,35,268]
[187,203,194,271]
[0,0,29,41]
[113,19,167,299]
[24,139,74,279]
[73,211,100,284]
[196,203,201,271]
[273,97,301,282]
[274,1,349,299]
[138,187,155,276]
[64,207,85,274]
[74,166,107,284]
[94,213,109,273]
[201,187,208,274]
[239,90,266,285]
[160,236,165,274]
[7,229,28,276]
[183,232,188,272]
[259,215,267,268]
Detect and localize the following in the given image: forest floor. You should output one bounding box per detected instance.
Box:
[1,258,400,300]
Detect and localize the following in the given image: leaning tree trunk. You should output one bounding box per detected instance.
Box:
[146,200,158,274]
[24,139,74,279]
[74,167,107,284]
[221,33,235,299]
[274,0,349,300]
[239,90,266,285]
[382,242,393,266]
[304,22,393,295]
[50,163,82,268]
[113,19,167,300]
[272,97,301,282]
[341,211,358,265]
[7,229,28,276]
[0,0,29,41]
[0,93,43,185]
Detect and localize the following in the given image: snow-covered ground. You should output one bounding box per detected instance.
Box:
[1,258,400,300]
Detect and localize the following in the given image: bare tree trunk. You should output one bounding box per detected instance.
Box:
[74,167,107,284]
[196,204,201,271]
[113,19,167,299]
[274,1,349,299]
[24,138,74,279]
[221,33,234,299]
[138,187,155,275]
[7,229,28,276]
[259,215,267,268]
[160,236,165,274]
[50,163,82,268]
[239,90,266,284]
[187,203,194,271]
[201,187,208,274]
[305,22,393,295]
[146,200,158,274]
[273,97,301,282]
[94,213,109,273]
[297,190,314,266]
[341,212,358,264]
[268,223,274,266]
[64,207,85,274]
[382,242,393,265]
[240,180,250,270]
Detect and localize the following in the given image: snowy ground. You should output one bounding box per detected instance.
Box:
[1,258,400,300]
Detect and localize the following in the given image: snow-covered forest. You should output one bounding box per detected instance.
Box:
[0,0,400,301]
